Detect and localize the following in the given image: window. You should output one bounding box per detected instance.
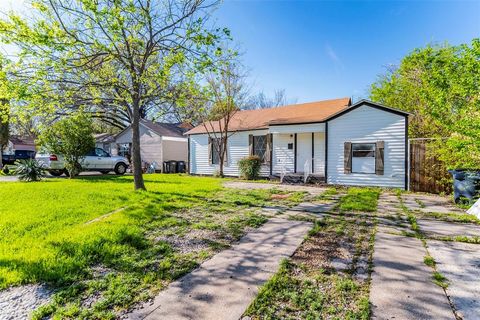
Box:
[95,148,109,157]
[211,138,222,165]
[253,135,267,162]
[352,143,376,174]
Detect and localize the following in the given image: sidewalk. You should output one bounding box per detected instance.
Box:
[126,218,311,320]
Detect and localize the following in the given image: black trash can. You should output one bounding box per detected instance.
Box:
[176,161,186,173]
[163,161,170,173]
[448,169,480,203]
[168,160,177,174]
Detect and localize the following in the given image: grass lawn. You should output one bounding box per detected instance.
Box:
[0,174,304,319]
[245,187,379,320]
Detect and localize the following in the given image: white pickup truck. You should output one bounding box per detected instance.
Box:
[36,148,129,176]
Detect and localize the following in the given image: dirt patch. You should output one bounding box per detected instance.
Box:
[271,193,291,200]
[292,230,352,273]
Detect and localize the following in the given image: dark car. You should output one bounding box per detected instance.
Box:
[2,150,36,165]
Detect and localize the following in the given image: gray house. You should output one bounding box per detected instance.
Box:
[114,119,191,171]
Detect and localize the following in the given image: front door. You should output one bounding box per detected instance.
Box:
[296,133,312,173]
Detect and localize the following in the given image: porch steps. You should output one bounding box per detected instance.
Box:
[271,173,326,185]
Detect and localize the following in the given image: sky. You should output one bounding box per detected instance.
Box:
[0,0,479,103]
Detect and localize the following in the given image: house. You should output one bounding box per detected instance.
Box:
[186,98,410,189]
[94,133,116,155]
[115,119,191,171]
[3,135,37,154]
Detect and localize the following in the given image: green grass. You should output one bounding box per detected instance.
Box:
[314,187,338,201]
[0,174,292,318]
[339,187,380,212]
[432,271,449,288]
[424,255,436,267]
[415,211,480,225]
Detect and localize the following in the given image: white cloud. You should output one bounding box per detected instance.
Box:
[325,44,344,71]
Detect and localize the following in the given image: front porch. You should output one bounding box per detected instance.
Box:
[269,122,327,180]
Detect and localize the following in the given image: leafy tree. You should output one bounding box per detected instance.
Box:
[38,113,95,178]
[0,57,11,169]
[0,0,229,190]
[371,39,480,169]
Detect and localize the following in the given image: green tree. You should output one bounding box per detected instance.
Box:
[38,113,95,178]
[371,39,480,169]
[0,57,10,169]
[0,0,229,190]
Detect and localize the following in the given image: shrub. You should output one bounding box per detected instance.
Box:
[238,155,262,180]
[38,112,95,178]
[14,159,46,182]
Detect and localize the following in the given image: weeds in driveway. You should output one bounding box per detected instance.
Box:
[397,192,454,293]
[432,271,449,288]
[245,188,376,320]
[0,175,298,319]
[339,187,380,212]
[414,211,480,225]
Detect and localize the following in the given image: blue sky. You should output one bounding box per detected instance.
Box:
[0,0,479,103]
[213,0,480,103]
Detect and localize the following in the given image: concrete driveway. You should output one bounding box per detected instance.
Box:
[371,192,479,320]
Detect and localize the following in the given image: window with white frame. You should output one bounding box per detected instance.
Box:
[352,143,376,174]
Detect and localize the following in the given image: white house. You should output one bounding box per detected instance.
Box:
[186,98,410,189]
[115,119,191,171]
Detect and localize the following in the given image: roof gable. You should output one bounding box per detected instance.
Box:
[325,100,411,121]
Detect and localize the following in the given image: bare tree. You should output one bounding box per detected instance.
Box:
[199,61,248,177]
[245,89,296,109]
[0,0,228,190]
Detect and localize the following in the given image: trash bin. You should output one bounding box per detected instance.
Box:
[448,169,480,203]
[168,160,177,174]
[176,161,186,173]
[163,161,171,173]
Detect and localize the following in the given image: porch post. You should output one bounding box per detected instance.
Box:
[311,132,314,173]
[294,133,297,173]
[325,122,328,180]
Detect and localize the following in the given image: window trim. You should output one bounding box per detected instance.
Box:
[351,142,376,174]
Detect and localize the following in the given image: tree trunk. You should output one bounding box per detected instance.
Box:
[131,99,146,190]
[0,144,3,169]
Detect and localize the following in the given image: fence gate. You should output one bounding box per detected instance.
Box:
[409,140,451,194]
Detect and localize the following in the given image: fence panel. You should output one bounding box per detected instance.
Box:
[409,141,451,194]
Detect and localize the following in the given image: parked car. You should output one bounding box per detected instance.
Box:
[2,150,36,165]
[36,148,129,176]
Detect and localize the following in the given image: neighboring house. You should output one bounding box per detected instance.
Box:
[3,135,37,154]
[94,133,117,155]
[186,98,410,189]
[115,119,191,171]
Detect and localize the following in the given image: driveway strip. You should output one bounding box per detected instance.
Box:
[127,218,312,320]
[370,231,455,320]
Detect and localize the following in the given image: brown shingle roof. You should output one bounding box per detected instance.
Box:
[186,97,351,135]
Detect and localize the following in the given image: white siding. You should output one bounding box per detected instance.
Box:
[162,138,188,162]
[189,130,269,177]
[272,133,295,174]
[313,132,325,175]
[115,125,163,168]
[327,104,406,188]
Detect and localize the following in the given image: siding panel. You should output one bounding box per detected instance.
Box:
[327,105,406,188]
[190,130,269,177]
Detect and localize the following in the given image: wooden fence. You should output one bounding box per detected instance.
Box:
[409,140,452,194]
